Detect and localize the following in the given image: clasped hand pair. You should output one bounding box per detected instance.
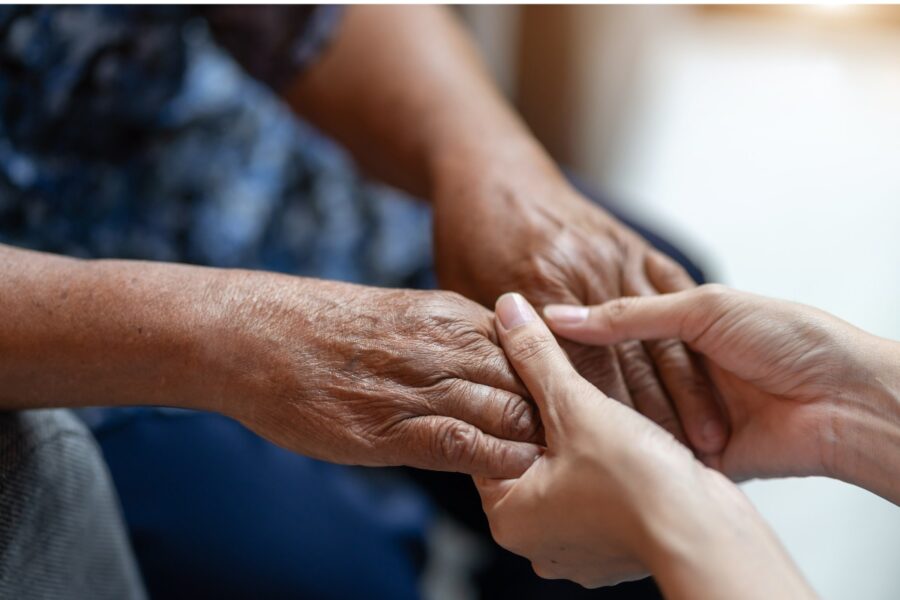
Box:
[475,286,897,593]
[228,177,725,479]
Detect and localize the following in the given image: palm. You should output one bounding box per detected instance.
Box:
[698,329,838,481]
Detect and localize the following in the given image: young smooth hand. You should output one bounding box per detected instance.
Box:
[545,284,900,502]
[475,293,812,598]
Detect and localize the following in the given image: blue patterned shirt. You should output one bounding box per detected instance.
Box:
[0,5,433,288]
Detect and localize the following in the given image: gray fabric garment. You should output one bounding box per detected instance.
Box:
[0,409,145,599]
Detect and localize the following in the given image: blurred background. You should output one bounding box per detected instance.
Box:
[459,5,900,598]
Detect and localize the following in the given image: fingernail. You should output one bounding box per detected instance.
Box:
[544,304,589,324]
[496,293,537,330]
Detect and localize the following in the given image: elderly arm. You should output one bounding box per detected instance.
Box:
[286,5,728,456]
[284,5,545,199]
[0,243,541,477]
[0,244,229,411]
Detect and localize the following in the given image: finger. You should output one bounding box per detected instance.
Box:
[591,253,685,441]
[547,288,728,452]
[457,341,530,398]
[400,415,542,478]
[627,256,726,453]
[494,293,585,433]
[614,339,687,444]
[563,340,634,409]
[643,337,726,453]
[544,292,697,347]
[646,249,697,292]
[530,284,634,409]
[434,379,543,444]
[546,291,729,451]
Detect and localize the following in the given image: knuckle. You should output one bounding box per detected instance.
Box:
[500,394,538,440]
[439,289,468,305]
[426,378,463,409]
[651,341,711,401]
[478,347,514,375]
[429,289,472,314]
[623,367,661,400]
[653,336,684,356]
[442,290,492,322]
[436,420,479,466]
[506,332,554,364]
[567,343,623,391]
[651,338,688,370]
[605,296,636,321]
[527,250,564,282]
[617,345,659,396]
[617,339,651,367]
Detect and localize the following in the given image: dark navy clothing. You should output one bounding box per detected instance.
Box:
[80,408,429,600]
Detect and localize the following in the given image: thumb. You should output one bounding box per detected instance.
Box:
[494,293,584,436]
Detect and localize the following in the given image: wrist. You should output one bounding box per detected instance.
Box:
[195,269,323,419]
[60,259,243,413]
[131,264,267,415]
[638,469,812,599]
[830,335,900,503]
[635,467,738,570]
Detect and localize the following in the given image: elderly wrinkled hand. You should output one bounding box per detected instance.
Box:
[433,168,727,456]
[218,275,543,478]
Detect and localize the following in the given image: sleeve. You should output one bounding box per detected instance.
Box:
[201,5,344,92]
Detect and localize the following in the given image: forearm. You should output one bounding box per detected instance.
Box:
[285,5,560,199]
[831,335,900,504]
[0,244,255,413]
[641,471,815,600]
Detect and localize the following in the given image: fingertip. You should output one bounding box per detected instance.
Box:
[689,417,728,455]
[544,303,615,346]
[704,418,729,453]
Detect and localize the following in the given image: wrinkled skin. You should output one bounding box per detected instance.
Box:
[217,275,542,478]
[547,284,879,481]
[434,167,727,454]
